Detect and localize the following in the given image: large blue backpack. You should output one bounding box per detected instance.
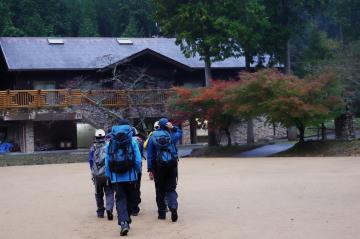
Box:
[152,129,178,169]
[108,125,135,174]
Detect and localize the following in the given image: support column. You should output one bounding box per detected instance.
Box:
[24,121,34,153]
[335,113,355,140]
[287,127,298,141]
[181,120,191,145]
[190,117,198,144]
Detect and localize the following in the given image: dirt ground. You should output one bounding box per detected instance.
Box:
[1,157,360,239]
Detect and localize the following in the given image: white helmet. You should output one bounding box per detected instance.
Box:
[154,121,159,130]
[132,127,138,135]
[95,129,106,138]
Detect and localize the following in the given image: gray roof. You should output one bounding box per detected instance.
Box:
[0,37,266,71]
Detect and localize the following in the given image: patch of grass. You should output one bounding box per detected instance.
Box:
[190,144,264,157]
[0,152,88,167]
[274,140,360,157]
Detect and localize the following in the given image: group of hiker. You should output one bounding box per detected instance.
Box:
[88,117,182,236]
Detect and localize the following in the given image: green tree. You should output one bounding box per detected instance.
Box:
[0,1,22,36]
[8,0,47,36]
[79,0,98,36]
[126,0,158,37]
[226,0,269,70]
[263,0,330,73]
[334,0,360,43]
[292,24,340,77]
[154,0,238,86]
[318,41,360,116]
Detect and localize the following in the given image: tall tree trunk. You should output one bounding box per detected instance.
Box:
[285,40,291,74]
[244,52,255,144]
[204,50,216,145]
[245,51,251,71]
[339,24,344,46]
[321,123,327,141]
[225,128,232,146]
[297,124,305,143]
[247,119,254,144]
[190,117,197,144]
[281,0,291,74]
[204,56,212,87]
[280,0,297,141]
[208,121,218,146]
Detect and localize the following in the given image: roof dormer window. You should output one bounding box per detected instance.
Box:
[47,38,64,44]
[116,38,133,45]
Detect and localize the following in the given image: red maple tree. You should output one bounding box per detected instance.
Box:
[167,80,238,146]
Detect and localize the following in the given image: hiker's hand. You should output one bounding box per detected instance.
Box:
[166,122,174,129]
[149,171,154,180]
[106,178,111,186]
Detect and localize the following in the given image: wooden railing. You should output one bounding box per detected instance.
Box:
[0,89,173,109]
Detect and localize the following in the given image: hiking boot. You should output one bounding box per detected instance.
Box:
[97,213,104,218]
[131,211,139,216]
[170,208,178,222]
[158,212,166,220]
[106,210,113,221]
[120,221,129,236]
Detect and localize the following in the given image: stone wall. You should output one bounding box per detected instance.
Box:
[335,113,355,140]
[220,117,287,145]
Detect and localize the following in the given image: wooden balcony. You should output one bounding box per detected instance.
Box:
[0,89,173,109]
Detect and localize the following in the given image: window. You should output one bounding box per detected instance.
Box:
[48,38,64,44]
[33,81,56,90]
[116,38,133,45]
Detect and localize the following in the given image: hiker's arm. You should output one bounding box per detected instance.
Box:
[88,147,94,170]
[146,137,155,172]
[132,139,142,173]
[171,126,182,144]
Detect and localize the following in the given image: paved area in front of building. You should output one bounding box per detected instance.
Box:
[0,157,359,239]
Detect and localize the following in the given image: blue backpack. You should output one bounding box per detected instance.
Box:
[152,130,178,169]
[108,125,135,174]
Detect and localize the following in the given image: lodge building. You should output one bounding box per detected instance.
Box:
[0,37,285,153]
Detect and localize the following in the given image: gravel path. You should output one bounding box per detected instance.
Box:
[1,157,360,239]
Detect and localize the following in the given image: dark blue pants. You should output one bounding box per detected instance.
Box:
[113,182,136,225]
[154,166,178,214]
[132,172,142,214]
[94,178,114,216]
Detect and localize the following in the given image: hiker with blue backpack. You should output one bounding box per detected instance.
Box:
[147,118,182,222]
[105,119,142,236]
[89,129,114,220]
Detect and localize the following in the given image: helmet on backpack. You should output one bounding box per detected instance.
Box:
[154,121,160,130]
[132,127,138,136]
[95,129,106,138]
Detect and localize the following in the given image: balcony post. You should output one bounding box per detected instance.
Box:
[23,121,35,153]
[37,90,41,108]
[6,90,10,108]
